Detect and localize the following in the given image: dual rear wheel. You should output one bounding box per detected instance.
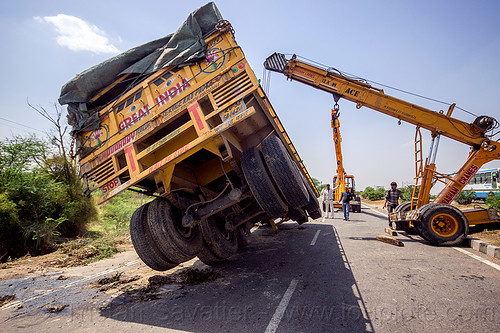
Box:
[131,198,254,270]
[241,135,321,223]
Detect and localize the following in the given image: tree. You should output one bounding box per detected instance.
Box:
[455,190,477,205]
[0,104,97,259]
[485,192,500,209]
[312,177,327,193]
[361,186,386,201]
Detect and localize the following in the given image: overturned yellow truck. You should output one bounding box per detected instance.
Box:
[59,3,321,270]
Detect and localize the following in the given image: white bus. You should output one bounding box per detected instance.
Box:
[462,167,500,200]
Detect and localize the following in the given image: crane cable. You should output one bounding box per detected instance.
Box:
[293,55,482,119]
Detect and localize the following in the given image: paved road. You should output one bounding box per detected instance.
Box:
[1,205,499,332]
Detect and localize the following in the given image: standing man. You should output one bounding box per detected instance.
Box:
[321,184,337,219]
[339,188,353,221]
[383,182,405,228]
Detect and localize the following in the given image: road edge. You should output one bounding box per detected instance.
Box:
[467,238,500,259]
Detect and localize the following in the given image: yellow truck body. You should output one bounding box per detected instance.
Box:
[78,26,315,205]
[61,3,321,270]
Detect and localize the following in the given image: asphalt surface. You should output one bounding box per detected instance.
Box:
[1,205,499,332]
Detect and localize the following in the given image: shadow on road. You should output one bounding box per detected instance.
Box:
[99,223,374,332]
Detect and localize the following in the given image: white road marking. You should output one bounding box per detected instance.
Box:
[362,203,387,217]
[453,247,500,271]
[310,230,321,246]
[265,279,299,333]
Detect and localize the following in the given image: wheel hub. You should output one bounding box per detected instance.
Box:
[430,213,458,237]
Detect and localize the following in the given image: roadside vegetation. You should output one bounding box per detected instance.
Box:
[0,105,152,264]
[0,134,96,261]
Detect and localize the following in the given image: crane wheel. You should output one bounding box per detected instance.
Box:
[261,135,310,209]
[418,203,468,246]
[146,198,202,263]
[130,203,177,271]
[394,201,418,235]
[241,146,288,219]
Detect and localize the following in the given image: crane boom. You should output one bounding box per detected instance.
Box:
[265,52,500,246]
[264,53,496,148]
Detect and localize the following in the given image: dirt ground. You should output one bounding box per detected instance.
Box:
[0,235,133,281]
[364,199,500,246]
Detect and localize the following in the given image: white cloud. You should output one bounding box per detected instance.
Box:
[35,14,120,54]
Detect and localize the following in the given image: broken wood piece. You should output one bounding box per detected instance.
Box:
[377,235,404,247]
[269,219,278,232]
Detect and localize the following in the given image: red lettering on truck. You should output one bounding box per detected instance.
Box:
[119,105,150,131]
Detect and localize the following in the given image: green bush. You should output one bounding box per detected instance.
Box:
[361,187,387,201]
[0,193,21,260]
[0,135,97,259]
[485,192,500,209]
[455,190,477,205]
[399,185,418,201]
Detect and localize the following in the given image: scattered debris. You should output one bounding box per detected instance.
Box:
[96,272,123,285]
[46,304,69,313]
[377,235,404,247]
[56,275,70,280]
[89,272,141,292]
[176,268,222,286]
[148,275,176,289]
[98,267,223,308]
[0,295,16,307]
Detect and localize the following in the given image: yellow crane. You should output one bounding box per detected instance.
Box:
[265,53,500,246]
[331,109,361,212]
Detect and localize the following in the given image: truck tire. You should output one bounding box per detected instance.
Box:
[287,206,309,224]
[351,202,361,213]
[130,203,176,271]
[261,135,309,209]
[418,203,468,246]
[197,240,225,266]
[146,198,202,263]
[200,215,238,260]
[241,146,288,218]
[394,201,418,235]
[302,179,322,219]
[235,222,253,249]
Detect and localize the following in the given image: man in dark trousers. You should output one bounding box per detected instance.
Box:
[383,182,405,228]
[339,188,353,221]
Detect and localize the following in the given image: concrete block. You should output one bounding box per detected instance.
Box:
[471,239,484,252]
[486,245,500,259]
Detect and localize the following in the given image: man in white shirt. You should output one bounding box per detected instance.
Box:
[321,184,338,219]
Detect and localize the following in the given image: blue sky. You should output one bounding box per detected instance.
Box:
[1,0,499,192]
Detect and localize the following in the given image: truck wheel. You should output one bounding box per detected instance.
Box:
[130,203,177,271]
[235,222,253,249]
[147,198,202,263]
[287,206,309,224]
[394,201,418,235]
[302,178,322,219]
[418,203,468,246]
[261,135,309,209]
[197,240,225,266]
[241,146,288,219]
[200,215,238,259]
